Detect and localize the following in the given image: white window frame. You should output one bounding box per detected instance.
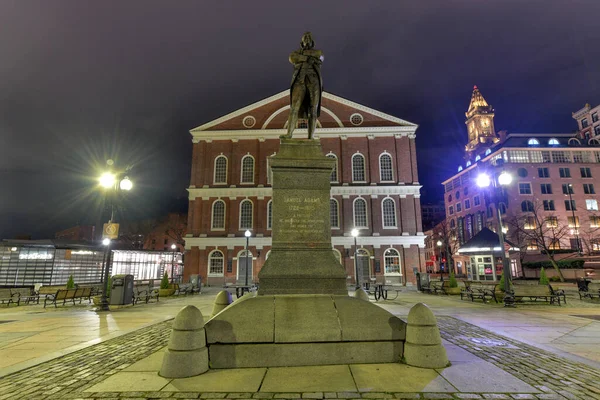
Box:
[330,198,340,229]
[352,153,366,183]
[519,182,532,195]
[267,200,273,230]
[379,152,394,182]
[208,250,225,277]
[213,155,228,185]
[383,248,401,276]
[381,197,397,228]
[353,197,368,228]
[240,154,255,184]
[211,199,226,231]
[586,199,599,211]
[327,153,338,183]
[239,199,254,230]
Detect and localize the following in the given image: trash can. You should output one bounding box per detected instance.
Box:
[110,274,134,305]
[419,273,430,292]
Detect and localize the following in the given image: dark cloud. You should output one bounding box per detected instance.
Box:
[1,0,600,238]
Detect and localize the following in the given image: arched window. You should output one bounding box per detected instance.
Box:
[499,202,507,215]
[239,199,253,230]
[327,153,338,182]
[548,138,559,145]
[384,248,401,275]
[208,250,224,276]
[466,161,472,167]
[485,149,492,155]
[382,198,397,228]
[528,138,540,146]
[241,155,255,184]
[214,155,228,184]
[458,166,463,172]
[568,138,581,146]
[353,198,368,228]
[475,155,481,162]
[330,199,339,228]
[521,200,534,212]
[450,219,456,229]
[352,153,366,182]
[332,248,342,265]
[379,153,393,182]
[267,200,273,230]
[211,200,226,230]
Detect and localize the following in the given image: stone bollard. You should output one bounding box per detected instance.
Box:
[403,303,448,369]
[353,288,370,301]
[160,305,208,378]
[211,290,233,318]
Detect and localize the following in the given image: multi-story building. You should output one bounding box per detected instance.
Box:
[442,87,600,280]
[144,213,187,252]
[183,90,425,286]
[572,103,600,142]
[421,202,446,230]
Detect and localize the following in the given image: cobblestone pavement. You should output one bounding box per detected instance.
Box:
[1,316,599,400]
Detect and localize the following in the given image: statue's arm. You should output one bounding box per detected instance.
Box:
[289,51,307,64]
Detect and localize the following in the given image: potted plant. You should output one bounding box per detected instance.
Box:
[446,272,461,295]
[159,273,175,297]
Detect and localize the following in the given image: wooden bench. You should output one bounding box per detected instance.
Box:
[133,286,159,304]
[466,282,498,303]
[579,282,600,300]
[513,284,562,305]
[460,281,472,300]
[0,288,19,306]
[420,280,438,294]
[43,287,93,308]
[11,287,40,305]
[431,280,450,295]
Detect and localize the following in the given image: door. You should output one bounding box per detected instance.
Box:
[237,250,253,284]
[356,249,371,287]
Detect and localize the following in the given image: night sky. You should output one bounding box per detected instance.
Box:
[2,1,600,239]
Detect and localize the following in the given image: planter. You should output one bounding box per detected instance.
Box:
[446,287,461,295]
[159,288,175,297]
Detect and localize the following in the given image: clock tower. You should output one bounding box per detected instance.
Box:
[465,85,498,159]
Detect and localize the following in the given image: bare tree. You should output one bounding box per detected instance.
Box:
[506,200,570,281]
[433,219,460,273]
[578,210,600,255]
[120,218,159,249]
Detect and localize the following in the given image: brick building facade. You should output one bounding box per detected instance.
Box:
[183,90,425,286]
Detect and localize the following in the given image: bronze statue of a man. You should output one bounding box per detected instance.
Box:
[282,32,323,140]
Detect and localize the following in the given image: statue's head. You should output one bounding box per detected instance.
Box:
[300,32,314,49]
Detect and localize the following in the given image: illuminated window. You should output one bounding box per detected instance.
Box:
[379,153,394,182]
[327,154,338,182]
[549,240,561,250]
[239,200,253,230]
[590,216,600,228]
[330,199,339,228]
[384,248,401,275]
[509,150,530,163]
[568,216,580,228]
[241,155,255,184]
[352,154,366,182]
[526,240,538,251]
[208,250,224,276]
[528,138,540,146]
[485,149,492,155]
[586,199,598,211]
[211,200,226,230]
[475,155,481,162]
[458,166,463,172]
[466,161,472,167]
[551,151,571,163]
[546,216,558,228]
[214,155,228,184]
[353,198,368,228]
[548,138,560,145]
[382,198,397,228]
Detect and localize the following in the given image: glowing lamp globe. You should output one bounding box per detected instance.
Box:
[351,228,359,238]
[476,173,491,188]
[99,172,116,188]
[120,176,133,191]
[102,238,111,246]
[245,230,252,238]
[498,171,512,186]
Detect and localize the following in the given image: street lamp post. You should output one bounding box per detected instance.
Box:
[170,244,177,284]
[436,240,443,281]
[98,160,133,312]
[566,184,582,255]
[477,170,514,307]
[351,229,359,290]
[244,230,251,287]
[99,238,112,311]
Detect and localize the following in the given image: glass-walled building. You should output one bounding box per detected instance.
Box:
[0,240,183,287]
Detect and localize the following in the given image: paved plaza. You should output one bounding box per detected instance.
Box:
[0,287,599,399]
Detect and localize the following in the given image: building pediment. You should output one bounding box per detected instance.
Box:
[190,90,418,136]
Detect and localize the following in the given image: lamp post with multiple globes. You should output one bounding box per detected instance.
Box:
[476,168,514,307]
[351,229,360,290]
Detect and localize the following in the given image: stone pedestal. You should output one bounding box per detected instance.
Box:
[258,139,347,295]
